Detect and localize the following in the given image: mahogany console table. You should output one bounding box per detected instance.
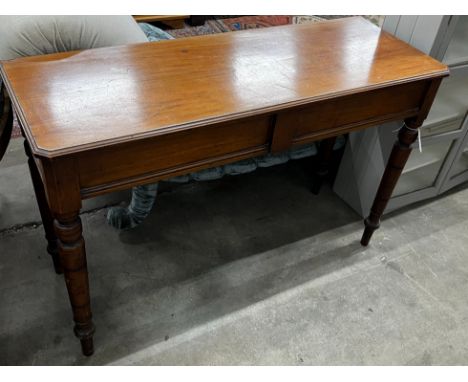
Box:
[0,17,448,356]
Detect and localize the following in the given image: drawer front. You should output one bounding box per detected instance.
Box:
[78,115,273,191]
[275,80,428,147]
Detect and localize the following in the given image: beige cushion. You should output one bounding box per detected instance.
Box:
[0,15,148,60]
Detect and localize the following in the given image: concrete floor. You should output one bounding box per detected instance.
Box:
[1,138,468,365]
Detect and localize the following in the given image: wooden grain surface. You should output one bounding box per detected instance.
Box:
[0,17,448,157]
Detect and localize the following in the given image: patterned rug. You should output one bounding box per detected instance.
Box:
[167,15,329,38]
[223,15,293,30]
[165,19,228,38]
[10,15,384,138]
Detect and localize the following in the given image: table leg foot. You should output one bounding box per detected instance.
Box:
[80,338,94,357]
[55,212,95,356]
[360,218,380,246]
[75,325,95,356]
[311,137,337,195]
[360,121,419,246]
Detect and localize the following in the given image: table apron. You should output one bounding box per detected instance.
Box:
[57,79,430,199]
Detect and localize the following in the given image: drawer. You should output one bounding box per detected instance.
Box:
[274,80,429,147]
[78,115,273,190]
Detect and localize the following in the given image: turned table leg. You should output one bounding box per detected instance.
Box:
[311,136,337,194]
[361,121,419,246]
[37,156,95,356]
[54,212,95,356]
[24,141,62,273]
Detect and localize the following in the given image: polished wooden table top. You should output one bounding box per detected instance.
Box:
[1,17,448,158]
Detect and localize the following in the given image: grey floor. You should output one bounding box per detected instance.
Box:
[1,138,468,365]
